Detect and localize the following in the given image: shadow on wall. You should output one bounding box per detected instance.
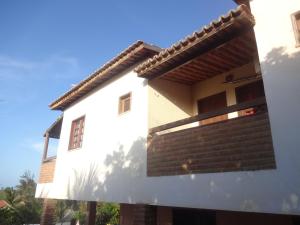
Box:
[261,47,300,108]
[38,47,300,215]
[260,47,300,172]
[66,137,147,203]
[252,46,300,214]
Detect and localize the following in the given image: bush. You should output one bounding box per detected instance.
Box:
[96,203,120,225]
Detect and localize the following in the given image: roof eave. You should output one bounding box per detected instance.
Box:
[135,5,255,79]
[49,42,161,111]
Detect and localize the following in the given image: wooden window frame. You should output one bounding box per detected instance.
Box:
[291,11,300,47]
[197,91,228,125]
[118,92,131,115]
[68,116,85,150]
[235,80,265,116]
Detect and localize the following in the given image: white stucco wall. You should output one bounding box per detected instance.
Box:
[148,79,193,129]
[36,0,300,216]
[37,66,149,203]
[249,0,300,214]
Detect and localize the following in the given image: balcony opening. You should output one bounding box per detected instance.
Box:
[46,138,59,158]
[138,6,276,176]
[42,115,63,161]
[147,28,265,134]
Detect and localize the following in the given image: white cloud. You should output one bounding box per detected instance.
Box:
[31,141,44,154]
[0,54,81,106]
[0,55,35,70]
[28,139,58,158]
[0,54,80,81]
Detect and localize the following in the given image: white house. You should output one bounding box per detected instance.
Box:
[36,0,300,224]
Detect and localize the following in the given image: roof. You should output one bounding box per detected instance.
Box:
[0,200,8,208]
[50,41,161,110]
[135,5,255,79]
[44,115,63,138]
[234,0,250,6]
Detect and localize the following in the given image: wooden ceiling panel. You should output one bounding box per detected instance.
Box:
[160,32,256,84]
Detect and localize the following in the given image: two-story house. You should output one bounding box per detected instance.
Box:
[36,0,300,224]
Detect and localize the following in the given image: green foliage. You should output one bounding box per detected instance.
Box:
[96,203,120,225]
[1,172,121,225]
[74,201,87,225]
[16,171,36,202]
[3,187,21,208]
[56,200,68,223]
[56,201,120,225]
[55,200,79,224]
[16,171,42,224]
[0,207,23,225]
[0,188,6,200]
[1,171,42,225]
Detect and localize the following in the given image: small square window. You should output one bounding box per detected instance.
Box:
[68,116,85,150]
[291,11,300,46]
[119,93,131,114]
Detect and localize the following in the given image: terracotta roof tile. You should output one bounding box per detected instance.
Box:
[135,5,254,77]
[0,200,8,208]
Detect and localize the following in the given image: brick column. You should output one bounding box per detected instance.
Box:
[133,204,157,225]
[85,201,97,225]
[40,199,56,225]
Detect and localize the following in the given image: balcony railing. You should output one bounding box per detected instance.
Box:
[147,97,276,177]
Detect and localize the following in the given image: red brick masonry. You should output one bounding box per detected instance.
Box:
[39,159,56,183]
[40,199,56,225]
[148,111,276,176]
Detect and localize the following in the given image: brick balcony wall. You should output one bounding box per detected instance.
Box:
[40,199,56,225]
[39,159,56,183]
[148,111,276,176]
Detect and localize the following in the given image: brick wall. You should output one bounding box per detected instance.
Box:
[133,204,157,225]
[40,199,56,225]
[120,204,157,225]
[148,111,276,176]
[39,159,56,183]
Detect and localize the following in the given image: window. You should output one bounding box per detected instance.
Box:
[235,80,265,116]
[235,80,265,104]
[292,11,300,46]
[197,92,227,125]
[68,116,85,150]
[119,92,131,114]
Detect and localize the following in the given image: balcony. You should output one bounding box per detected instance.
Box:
[147,97,276,176]
[38,116,62,183]
[135,9,276,176]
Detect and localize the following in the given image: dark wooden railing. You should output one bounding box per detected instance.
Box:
[147,97,275,176]
[149,97,267,135]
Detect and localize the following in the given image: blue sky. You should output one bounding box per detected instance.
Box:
[0,0,236,187]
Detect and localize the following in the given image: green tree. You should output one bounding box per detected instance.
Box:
[0,188,6,199]
[4,187,21,209]
[55,200,78,224]
[16,171,42,224]
[96,203,120,225]
[0,207,23,225]
[56,200,68,224]
[74,201,87,225]
[1,187,23,225]
[0,171,42,225]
